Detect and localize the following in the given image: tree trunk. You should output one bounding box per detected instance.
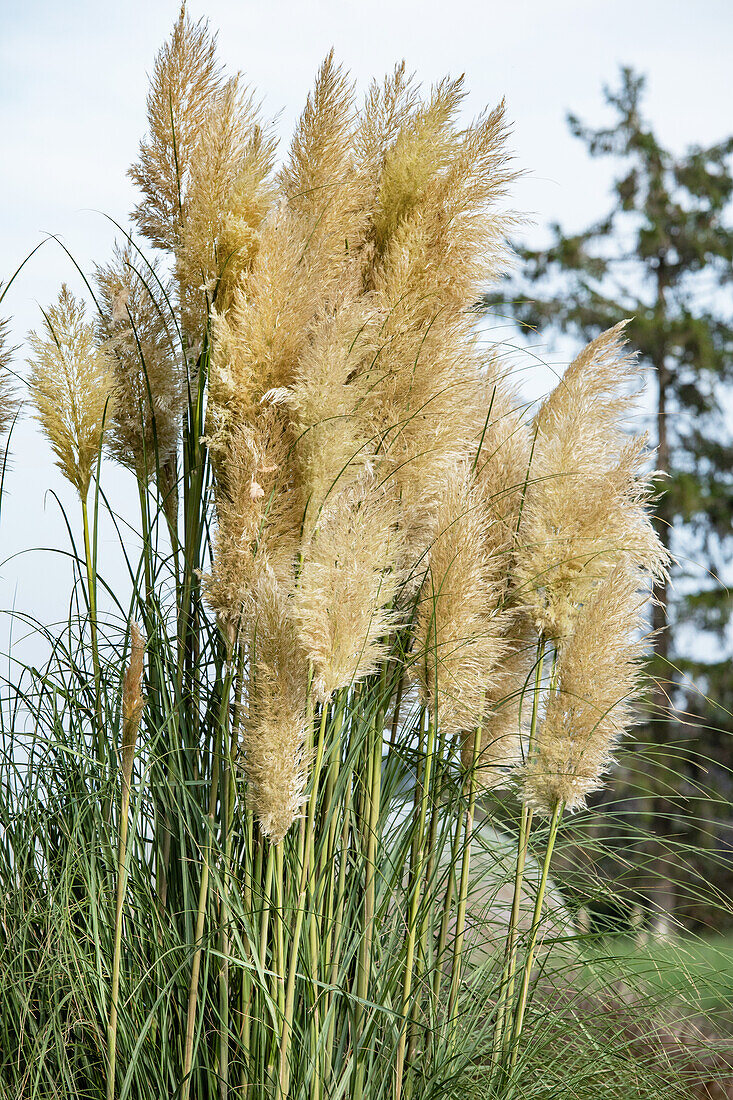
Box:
[647,255,676,936]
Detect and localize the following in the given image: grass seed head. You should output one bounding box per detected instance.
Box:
[129,4,224,255]
[411,463,508,736]
[0,296,19,438]
[121,623,146,789]
[515,323,669,640]
[521,566,647,814]
[96,245,181,479]
[293,478,404,702]
[243,567,309,842]
[27,285,115,499]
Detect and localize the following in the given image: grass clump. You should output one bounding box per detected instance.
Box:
[0,8,731,1100]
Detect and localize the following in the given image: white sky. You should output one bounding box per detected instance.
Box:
[1,0,732,654]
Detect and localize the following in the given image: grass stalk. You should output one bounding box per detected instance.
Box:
[81,491,104,760]
[278,702,328,1099]
[353,694,383,1100]
[394,708,435,1100]
[492,643,544,1065]
[507,800,564,1072]
[181,667,231,1100]
[446,722,483,1038]
[105,737,135,1100]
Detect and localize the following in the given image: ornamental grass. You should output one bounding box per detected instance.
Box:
[2,8,730,1100]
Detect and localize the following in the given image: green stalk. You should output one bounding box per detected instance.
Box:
[106,629,144,1100]
[432,801,463,1005]
[353,688,384,1100]
[492,803,532,1068]
[321,696,346,964]
[81,492,104,761]
[446,723,483,1039]
[408,719,448,1067]
[278,703,328,1098]
[492,643,544,1065]
[105,736,136,1100]
[258,840,276,1010]
[219,659,238,1100]
[325,757,353,1074]
[181,668,231,1100]
[507,800,564,1072]
[394,708,435,1100]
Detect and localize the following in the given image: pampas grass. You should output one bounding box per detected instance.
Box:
[0,10,729,1100]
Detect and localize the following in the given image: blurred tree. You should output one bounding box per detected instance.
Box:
[483,68,733,930]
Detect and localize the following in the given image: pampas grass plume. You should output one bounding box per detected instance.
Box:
[121,623,145,789]
[521,566,647,814]
[27,285,115,499]
[516,323,668,640]
[96,245,181,479]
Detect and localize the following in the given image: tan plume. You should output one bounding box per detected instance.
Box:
[521,567,648,815]
[515,323,668,640]
[96,245,181,479]
[121,623,146,791]
[27,285,115,499]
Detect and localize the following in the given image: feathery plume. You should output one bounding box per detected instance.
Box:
[411,463,507,736]
[27,285,115,499]
[354,86,515,573]
[521,567,648,815]
[369,76,466,261]
[293,480,403,702]
[177,77,277,334]
[280,51,367,262]
[203,407,302,636]
[121,623,146,790]
[129,4,223,254]
[366,87,514,309]
[96,245,181,478]
[462,621,532,790]
[243,567,309,842]
[515,323,668,640]
[206,209,340,442]
[0,296,19,438]
[272,300,377,534]
[354,63,419,198]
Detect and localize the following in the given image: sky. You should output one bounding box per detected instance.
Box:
[1,0,732,655]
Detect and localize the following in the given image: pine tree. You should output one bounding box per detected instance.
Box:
[484,68,733,930]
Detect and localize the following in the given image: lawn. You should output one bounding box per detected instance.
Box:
[593,932,733,1024]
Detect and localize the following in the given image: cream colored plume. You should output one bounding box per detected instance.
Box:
[177,77,277,335]
[353,81,515,574]
[243,567,309,842]
[27,286,115,499]
[129,5,223,255]
[366,82,515,309]
[273,300,377,536]
[203,407,303,637]
[280,50,368,264]
[521,567,647,815]
[515,323,668,640]
[206,207,353,450]
[96,245,181,479]
[411,463,507,737]
[121,623,146,791]
[293,480,403,702]
[461,620,532,791]
[0,295,18,438]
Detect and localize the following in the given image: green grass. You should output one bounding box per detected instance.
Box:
[602,932,733,1021]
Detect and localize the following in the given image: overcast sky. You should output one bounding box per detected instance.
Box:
[1,0,732,650]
